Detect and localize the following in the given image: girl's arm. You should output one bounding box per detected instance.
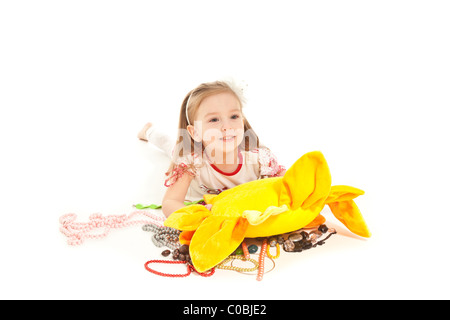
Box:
[162,172,194,218]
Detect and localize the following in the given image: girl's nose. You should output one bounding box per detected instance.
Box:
[221,119,232,131]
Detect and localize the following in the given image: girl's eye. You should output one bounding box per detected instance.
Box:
[208,114,240,122]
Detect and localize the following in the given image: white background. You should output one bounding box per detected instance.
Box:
[1,0,449,299]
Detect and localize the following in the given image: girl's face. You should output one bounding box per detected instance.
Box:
[188,91,245,162]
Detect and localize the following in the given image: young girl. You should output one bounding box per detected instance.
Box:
[138,81,286,217]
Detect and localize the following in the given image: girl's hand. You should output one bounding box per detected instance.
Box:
[205,204,213,210]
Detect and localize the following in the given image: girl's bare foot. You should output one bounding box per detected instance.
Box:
[137,122,153,141]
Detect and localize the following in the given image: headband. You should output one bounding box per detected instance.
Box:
[185,92,193,126]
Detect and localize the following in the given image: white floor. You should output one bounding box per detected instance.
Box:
[1,1,450,300]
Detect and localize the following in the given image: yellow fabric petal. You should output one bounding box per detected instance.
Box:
[279,151,331,210]
[163,204,211,231]
[326,185,365,204]
[189,216,248,273]
[328,200,371,238]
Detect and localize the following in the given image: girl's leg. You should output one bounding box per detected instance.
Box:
[140,123,176,158]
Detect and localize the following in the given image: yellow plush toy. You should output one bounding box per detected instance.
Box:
[164,151,370,273]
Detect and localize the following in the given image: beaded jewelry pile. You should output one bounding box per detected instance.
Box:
[141,218,337,280]
[58,208,337,280]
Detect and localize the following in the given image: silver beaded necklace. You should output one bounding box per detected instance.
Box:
[142,224,181,251]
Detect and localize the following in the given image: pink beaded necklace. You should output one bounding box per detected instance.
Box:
[59,211,165,245]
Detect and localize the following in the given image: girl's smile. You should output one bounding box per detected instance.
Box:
[219,135,236,142]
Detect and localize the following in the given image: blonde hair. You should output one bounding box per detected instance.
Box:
[168,81,260,171]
